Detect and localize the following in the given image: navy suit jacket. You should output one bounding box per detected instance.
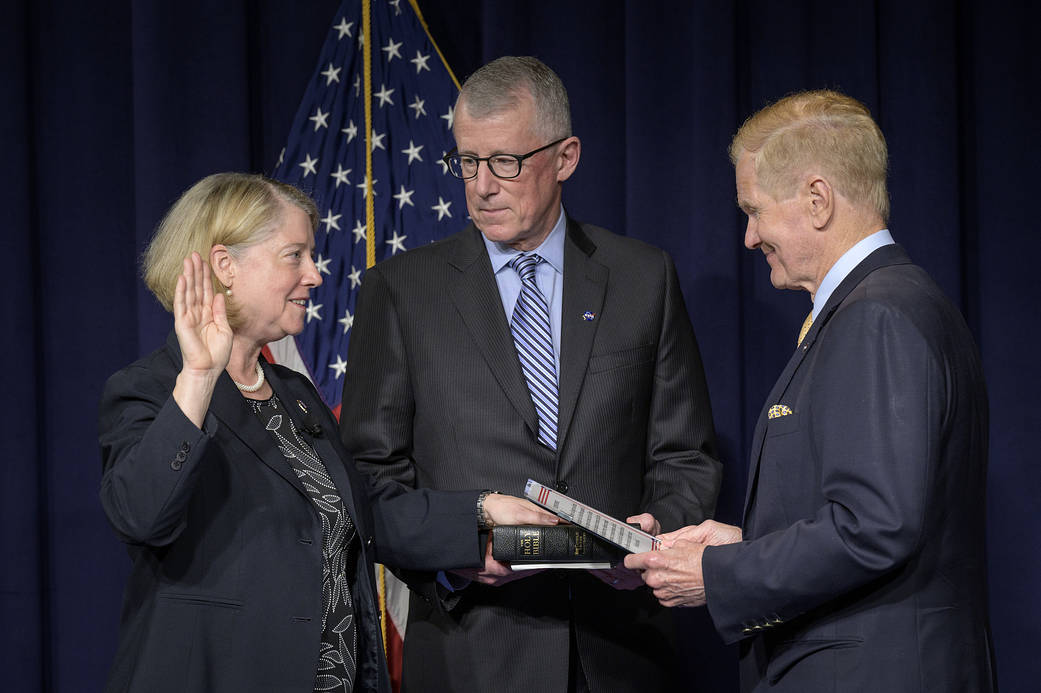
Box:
[340,218,721,692]
[702,245,995,692]
[98,333,482,693]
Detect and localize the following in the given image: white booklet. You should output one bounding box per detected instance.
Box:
[524,479,661,554]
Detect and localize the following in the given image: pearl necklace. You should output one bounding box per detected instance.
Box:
[233,362,265,392]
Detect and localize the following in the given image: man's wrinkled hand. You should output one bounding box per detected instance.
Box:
[626,512,661,536]
[658,519,742,549]
[624,539,708,607]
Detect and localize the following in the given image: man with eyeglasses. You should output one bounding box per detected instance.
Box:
[341,56,721,692]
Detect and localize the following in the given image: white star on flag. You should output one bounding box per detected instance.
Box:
[342,120,358,142]
[357,174,378,194]
[374,84,395,108]
[410,51,431,74]
[441,105,454,129]
[351,220,366,244]
[337,309,354,334]
[348,266,362,289]
[309,108,330,131]
[329,354,348,377]
[298,154,318,176]
[408,95,426,119]
[401,140,423,164]
[386,231,408,254]
[305,300,323,323]
[382,37,403,61]
[321,210,342,232]
[334,18,353,39]
[371,132,386,151]
[393,185,416,209]
[315,254,331,275]
[331,164,351,187]
[321,63,341,85]
[431,196,452,220]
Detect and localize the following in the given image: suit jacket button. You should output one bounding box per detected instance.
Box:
[170,459,183,471]
[180,441,190,453]
[555,481,568,494]
[175,450,187,462]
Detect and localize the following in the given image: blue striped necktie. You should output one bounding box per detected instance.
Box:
[509,253,558,450]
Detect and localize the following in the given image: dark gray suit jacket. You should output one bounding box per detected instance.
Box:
[703,245,996,692]
[99,333,483,693]
[340,218,721,692]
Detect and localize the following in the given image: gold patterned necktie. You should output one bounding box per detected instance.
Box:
[797,312,814,347]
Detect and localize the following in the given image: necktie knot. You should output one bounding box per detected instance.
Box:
[510,253,542,283]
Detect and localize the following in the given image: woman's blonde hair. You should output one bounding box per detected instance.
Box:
[142,173,318,327]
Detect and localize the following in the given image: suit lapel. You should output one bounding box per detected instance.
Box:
[742,344,813,527]
[446,225,540,436]
[265,364,365,535]
[741,244,913,527]
[208,368,311,500]
[556,219,607,453]
[161,334,310,499]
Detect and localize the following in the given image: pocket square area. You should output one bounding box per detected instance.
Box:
[768,404,794,419]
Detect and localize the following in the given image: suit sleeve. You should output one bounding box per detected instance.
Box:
[339,265,418,489]
[640,251,722,531]
[703,300,945,643]
[98,365,218,546]
[364,481,483,571]
[338,266,480,605]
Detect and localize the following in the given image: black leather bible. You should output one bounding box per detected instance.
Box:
[491,525,625,569]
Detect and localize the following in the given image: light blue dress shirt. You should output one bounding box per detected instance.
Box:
[812,229,895,320]
[482,205,566,374]
[435,208,566,594]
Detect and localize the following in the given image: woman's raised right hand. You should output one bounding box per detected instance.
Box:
[174,252,233,375]
[171,253,233,428]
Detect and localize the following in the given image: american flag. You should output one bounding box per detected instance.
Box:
[265,0,467,687]
[267,0,467,418]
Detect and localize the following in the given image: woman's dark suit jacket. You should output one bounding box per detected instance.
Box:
[99,333,482,693]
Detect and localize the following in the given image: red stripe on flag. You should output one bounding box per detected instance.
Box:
[385,611,405,693]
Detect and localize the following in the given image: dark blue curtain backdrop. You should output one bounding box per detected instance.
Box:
[3,1,1038,691]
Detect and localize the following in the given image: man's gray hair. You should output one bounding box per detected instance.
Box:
[456,56,571,140]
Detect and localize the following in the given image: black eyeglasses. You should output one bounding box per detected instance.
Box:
[442,138,568,180]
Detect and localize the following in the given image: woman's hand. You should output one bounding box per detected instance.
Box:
[172,252,233,427]
[175,252,233,375]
